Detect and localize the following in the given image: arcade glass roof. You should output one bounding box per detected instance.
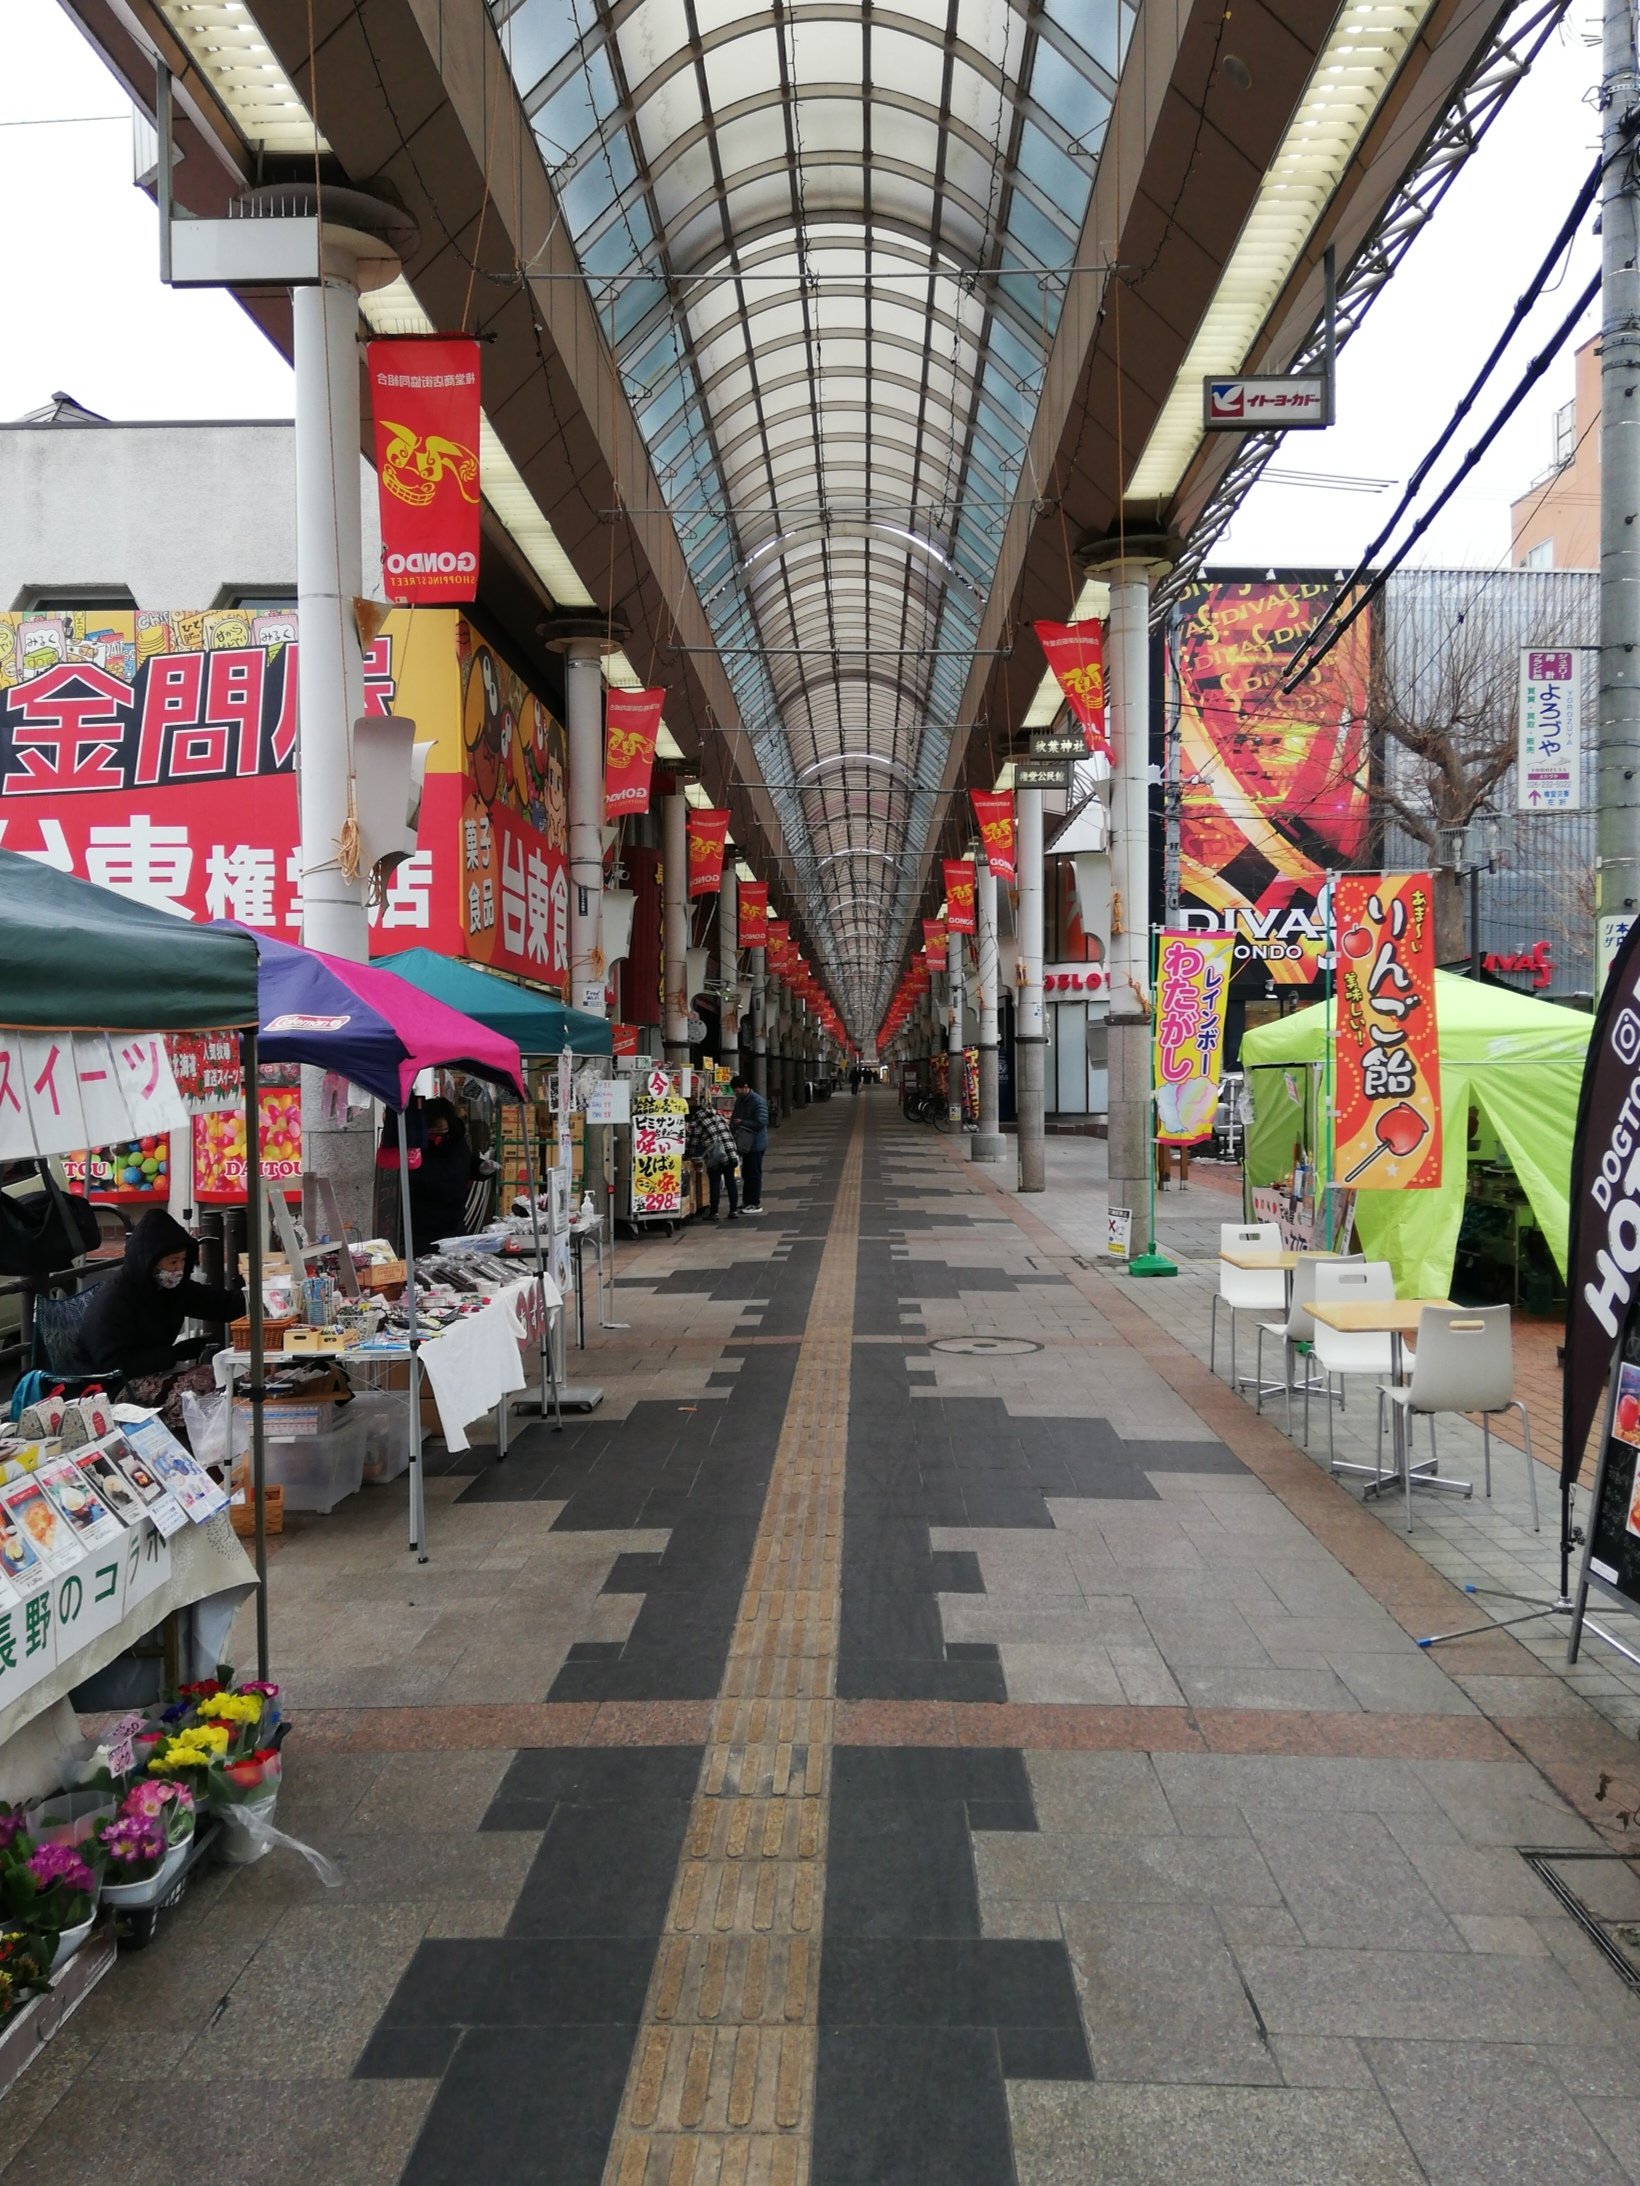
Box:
[488,0,1135,1030]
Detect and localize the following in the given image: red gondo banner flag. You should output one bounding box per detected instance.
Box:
[739,882,769,947]
[969,789,1016,883]
[923,917,948,969]
[603,687,665,819]
[367,338,482,604]
[686,807,731,896]
[943,860,976,933]
[1033,618,1108,756]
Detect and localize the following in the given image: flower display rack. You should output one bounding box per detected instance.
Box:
[108,1815,218,1950]
[0,1917,116,2104]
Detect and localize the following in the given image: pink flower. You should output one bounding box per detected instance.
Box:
[122,1779,191,1822]
[98,1816,164,1870]
[239,1682,280,1699]
[26,1843,94,1894]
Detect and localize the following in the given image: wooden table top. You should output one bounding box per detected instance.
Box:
[1219,1248,1342,1272]
[1308,1298,1458,1336]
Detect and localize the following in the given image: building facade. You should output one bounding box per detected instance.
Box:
[1510,334,1598,572]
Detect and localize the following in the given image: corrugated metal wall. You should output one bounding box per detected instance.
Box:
[1379,567,1597,999]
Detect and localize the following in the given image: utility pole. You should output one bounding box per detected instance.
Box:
[1598,0,1640,972]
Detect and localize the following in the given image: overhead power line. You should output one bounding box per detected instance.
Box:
[1281,268,1599,696]
[1282,157,1602,691]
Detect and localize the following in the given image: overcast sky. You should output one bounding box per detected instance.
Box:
[0,0,1604,578]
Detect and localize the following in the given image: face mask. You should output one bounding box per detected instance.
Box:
[154,1267,185,1290]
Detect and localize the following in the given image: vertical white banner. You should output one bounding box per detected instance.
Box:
[1518,648,1582,811]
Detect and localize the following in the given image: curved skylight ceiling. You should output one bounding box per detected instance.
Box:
[490,0,1135,1032]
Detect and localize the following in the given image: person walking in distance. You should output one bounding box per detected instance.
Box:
[686,1092,741,1221]
[730,1074,768,1215]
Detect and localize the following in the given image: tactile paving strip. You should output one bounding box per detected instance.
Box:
[602,1107,864,2186]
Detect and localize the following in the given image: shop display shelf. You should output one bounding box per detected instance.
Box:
[0,1917,117,2104]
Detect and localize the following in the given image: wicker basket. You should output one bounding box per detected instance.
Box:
[229,1484,284,1538]
[229,1317,294,1353]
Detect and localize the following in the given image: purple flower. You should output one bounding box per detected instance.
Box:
[0,1809,27,1856]
[26,1843,95,1895]
[98,1816,164,1870]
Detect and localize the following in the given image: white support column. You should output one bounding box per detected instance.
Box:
[719,865,739,1074]
[541,614,625,1017]
[663,790,691,1066]
[1015,787,1046,1192]
[946,928,965,1126]
[1083,541,1172,1236]
[972,855,1005,1161]
[293,274,369,964]
[750,945,768,1098]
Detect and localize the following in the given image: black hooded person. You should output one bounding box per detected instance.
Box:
[405,1098,478,1255]
[80,1208,247,1378]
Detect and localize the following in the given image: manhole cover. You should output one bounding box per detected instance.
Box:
[929,1337,1042,1355]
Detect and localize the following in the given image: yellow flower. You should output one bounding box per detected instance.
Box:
[149,1723,231,1773]
[200,1694,261,1726]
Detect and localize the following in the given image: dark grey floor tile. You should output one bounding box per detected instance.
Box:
[401,2025,635,2186]
[813,2026,1015,2186]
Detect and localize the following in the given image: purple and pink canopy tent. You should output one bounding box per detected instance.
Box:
[220,928,544,1579]
[235,931,526,1105]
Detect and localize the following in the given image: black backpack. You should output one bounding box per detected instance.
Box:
[0,1164,101,1280]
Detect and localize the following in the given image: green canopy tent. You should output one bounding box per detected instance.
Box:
[1240,971,1591,1299]
[375,949,613,1056]
[0,850,261,1031]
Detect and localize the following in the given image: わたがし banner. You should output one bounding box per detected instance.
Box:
[943,861,976,933]
[1333,874,1441,1189]
[367,338,482,603]
[1152,931,1232,1144]
[603,686,664,819]
[686,809,731,897]
[969,790,1015,884]
[1033,619,1108,757]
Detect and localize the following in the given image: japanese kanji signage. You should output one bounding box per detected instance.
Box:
[0,1031,184,1163]
[457,633,570,989]
[1519,648,1582,811]
[1203,375,1330,428]
[739,881,769,948]
[367,338,482,604]
[969,790,1016,885]
[604,686,665,819]
[631,1093,687,1216]
[1152,932,1232,1144]
[943,861,976,934]
[1033,619,1108,757]
[686,809,731,897]
[1333,874,1441,1191]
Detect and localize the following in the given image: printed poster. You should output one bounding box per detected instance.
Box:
[1152,931,1232,1144]
[1333,873,1441,1190]
[631,1095,687,1216]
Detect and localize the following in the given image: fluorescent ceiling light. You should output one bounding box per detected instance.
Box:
[1128,0,1432,501]
[155,1,326,153]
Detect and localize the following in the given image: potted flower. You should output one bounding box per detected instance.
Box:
[0,1924,50,2027]
[205,1746,283,1865]
[10,1843,99,1973]
[98,1781,196,1908]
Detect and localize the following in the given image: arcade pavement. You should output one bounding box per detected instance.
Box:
[5,1095,1640,2184]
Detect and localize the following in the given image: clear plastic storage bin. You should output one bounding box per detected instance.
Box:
[351,1390,410,1486]
[262,1410,366,1513]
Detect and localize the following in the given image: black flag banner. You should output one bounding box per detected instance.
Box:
[1564,917,1640,1487]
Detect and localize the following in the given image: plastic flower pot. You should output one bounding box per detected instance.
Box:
[215,1791,279,1866]
[48,1913,95,1975]
[99,1833,192,1910]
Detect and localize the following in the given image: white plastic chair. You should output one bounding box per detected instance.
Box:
[1210,1223,1284,1389]
[1255,1253,1361,1433]
[1382,1306,1539,1535]
[1310,1260,1403,1476]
